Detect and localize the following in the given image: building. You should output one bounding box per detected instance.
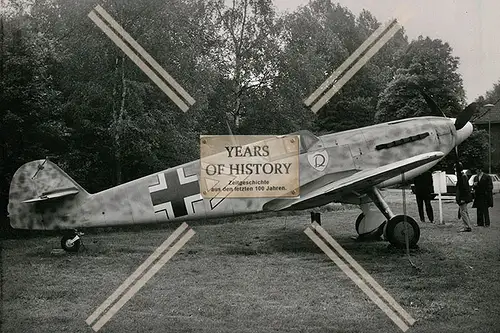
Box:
[473,104,500,173]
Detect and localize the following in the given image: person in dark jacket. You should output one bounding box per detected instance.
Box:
[455,162,472,232]
[471,167,494,226]
[413,171,434,223]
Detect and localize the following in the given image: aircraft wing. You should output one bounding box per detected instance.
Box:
[263,151,444,211]
[22,187,80,203]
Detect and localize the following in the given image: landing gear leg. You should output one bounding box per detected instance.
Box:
[367,187,420,248]
[366,187,395,221]
[61,230,84,252]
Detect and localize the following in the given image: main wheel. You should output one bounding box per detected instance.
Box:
[61,234,81,252]
[355,213,385,240]
[385,215,420,249]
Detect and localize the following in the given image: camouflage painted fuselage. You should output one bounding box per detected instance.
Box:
[8,116,469,230]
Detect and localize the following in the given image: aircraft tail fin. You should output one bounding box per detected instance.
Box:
[8,159,90,230]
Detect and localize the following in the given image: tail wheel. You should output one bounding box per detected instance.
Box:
[61,234,81,252]
[385,215,420,249]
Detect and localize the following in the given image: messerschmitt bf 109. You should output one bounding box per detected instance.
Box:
[8,95,476,252]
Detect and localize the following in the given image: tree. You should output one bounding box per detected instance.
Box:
[0,7,68,222]
[476,79,500,105]
[457,130,490,171]
[276,0,408,134]
[47,0,216,190]
[375,36,465,123]
[473,78,500,173]
[206,0,283,133]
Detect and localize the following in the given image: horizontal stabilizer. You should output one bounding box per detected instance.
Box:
[22,187,80,203]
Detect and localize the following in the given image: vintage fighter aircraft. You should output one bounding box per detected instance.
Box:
[8,98,476,252]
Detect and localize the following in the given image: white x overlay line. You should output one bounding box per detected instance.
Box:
[305,9,412,113]
[86,222,195,331]
[88,5,195,112]
[305,222,415,332]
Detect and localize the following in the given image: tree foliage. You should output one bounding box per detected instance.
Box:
[474,78,500,173]
[278,1,408,133]
[475,79,500,105]
[375,36,465,123]
[1,6,68,222]
[457,130,490,171]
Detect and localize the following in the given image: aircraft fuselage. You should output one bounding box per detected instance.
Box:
[8,116,472,230]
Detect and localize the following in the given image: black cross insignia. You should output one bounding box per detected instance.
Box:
[150,169,201,219]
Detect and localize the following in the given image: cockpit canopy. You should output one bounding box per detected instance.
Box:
[289,130,320,153]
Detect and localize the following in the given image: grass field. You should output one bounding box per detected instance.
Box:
[2,194,500,333]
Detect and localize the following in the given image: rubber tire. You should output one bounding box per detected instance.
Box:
[61,234,81,253]
[355,213,364,234]
[355,213,385,239]
[385,215,420,249]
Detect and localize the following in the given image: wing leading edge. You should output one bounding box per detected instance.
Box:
[263,151,445,211]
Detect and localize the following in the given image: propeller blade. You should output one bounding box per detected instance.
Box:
[455,102,477,130]
[226,120,237,146]
[419,90,447,117]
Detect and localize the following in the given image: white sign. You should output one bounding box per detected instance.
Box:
[432,171,446,224]
[432,171,447,194]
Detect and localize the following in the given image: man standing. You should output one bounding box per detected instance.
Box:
[455,162,472,232]
[413,171,434,223]
[471,168,494,227]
